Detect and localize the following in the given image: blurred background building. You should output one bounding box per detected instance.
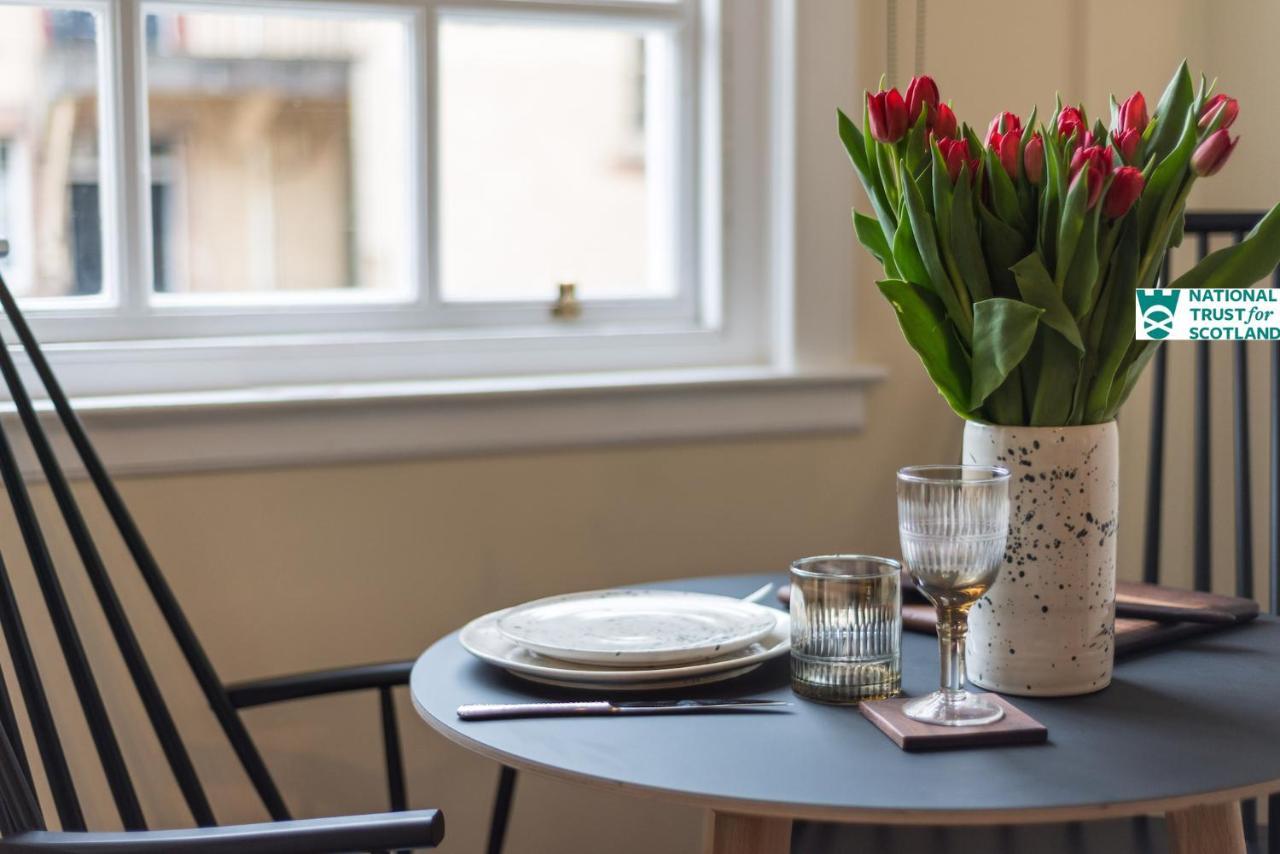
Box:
[0,7,651,301]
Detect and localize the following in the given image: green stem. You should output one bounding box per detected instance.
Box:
[1136,178,1197,290]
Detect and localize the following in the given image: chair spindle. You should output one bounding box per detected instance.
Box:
[1193,231,1212,592]
[0,275,290,822]
[0,330,217,826]
[1142,255,1172,585]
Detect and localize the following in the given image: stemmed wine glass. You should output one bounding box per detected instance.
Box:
[896,465,1010,726]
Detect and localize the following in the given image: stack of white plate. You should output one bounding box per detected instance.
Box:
[460,589,790,691]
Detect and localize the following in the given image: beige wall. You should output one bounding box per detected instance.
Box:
[13,2,1279,852]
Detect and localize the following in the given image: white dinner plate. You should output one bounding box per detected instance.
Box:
[512,663,764,692]
[460,605,789,684]
[494,589,779,665]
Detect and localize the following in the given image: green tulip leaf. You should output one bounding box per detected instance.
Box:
[905,111,931,177]
[1168,202,1280,291]
[1038,131,1065,265]
[902,161,971,340]
[839,109,897,241]
[983,148,1026,234]
[962,124,984,156]
[893,213,931,289]
[1105,341,1161,419]
[1010,253,1085,351]
[1085,217,1141,421]
[1148,60,1194,162]
[877,279,973,418]
[1055,168,1090,284]
[853,209,896,276]
[1136,106,1197,248]
[1063,206,1101,317]
[1029,329,1082,426]
[970,298,1043,410]
[978,202,1026,298]
[931,143,954,250]
[950,168,993,301]
[1019,106,1039,150]
[877,141,901,212]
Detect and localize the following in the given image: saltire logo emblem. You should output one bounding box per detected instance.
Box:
[1137,289,1181,340]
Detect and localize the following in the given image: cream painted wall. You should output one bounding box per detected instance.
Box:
[11,2,1278,853]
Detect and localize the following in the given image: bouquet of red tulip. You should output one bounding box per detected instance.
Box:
[841,62,1280,425]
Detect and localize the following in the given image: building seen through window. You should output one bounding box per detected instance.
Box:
[0,5,663,305]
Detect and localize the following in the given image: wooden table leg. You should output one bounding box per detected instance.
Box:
[1165,801,1247,854]
[703,810,792,854]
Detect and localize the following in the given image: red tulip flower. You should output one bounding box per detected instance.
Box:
[905,75,940,124]
[1192,128,1238,176]
[1118,92,1148,135]
[867,88,909,143]
[1070,163,1106,210]
[938,138,978,184]
[1023,133,1045,184]
[1066,144,1111,208]
[989,130,1020,179]
[1070,144,1113,178]
[1103,166,1145,218]
[986,112,1022,146]
[1058,105,1087,142]
[932,102,958,139]
[1199,93,1239,131]
[1112,128,1142,163]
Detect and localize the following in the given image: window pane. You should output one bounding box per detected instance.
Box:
[439,20,678,302]
[144,8,411,296]
[0,7,104,298]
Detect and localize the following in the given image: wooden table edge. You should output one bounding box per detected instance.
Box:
[410,660,1280,828]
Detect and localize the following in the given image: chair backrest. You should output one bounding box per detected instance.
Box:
[1142,211,1279,613]
[0,268,289,835]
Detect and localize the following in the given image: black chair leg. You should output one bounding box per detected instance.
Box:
[1244,798,1258,847]
[1270,792,1280,853]
[1133,814,1156,854]
[486,766,518,854]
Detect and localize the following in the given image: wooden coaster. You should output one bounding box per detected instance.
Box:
[860,694,1047,751]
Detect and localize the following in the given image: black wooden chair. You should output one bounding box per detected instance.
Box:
[1141,210,1279,854]
[795,211,1280,854]
[0,258,501,851]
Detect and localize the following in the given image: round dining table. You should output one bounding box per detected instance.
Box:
[410,573,1280,854]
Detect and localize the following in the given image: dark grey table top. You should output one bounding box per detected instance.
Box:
[410,574,1280,824]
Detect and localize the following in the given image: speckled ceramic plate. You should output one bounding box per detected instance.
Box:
[460,606,789,682]
[495,589,780,665]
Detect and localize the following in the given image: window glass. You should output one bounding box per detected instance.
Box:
[0,7,104,298]
[144,7,411,296]
[439,19,678,302]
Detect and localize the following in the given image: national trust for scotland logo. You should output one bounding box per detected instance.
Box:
[1136,289,1181,340]
[1136,287,1280,340]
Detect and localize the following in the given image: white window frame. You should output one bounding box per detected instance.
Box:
[0,0,880,477]
[0,0,802,398]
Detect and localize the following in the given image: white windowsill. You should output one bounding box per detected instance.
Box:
[11,365,885,478]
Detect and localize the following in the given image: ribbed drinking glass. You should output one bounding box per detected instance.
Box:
[789,555,901,704]
[897,465,1010,726]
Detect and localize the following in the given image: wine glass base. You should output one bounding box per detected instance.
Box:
[903,690,1004,727]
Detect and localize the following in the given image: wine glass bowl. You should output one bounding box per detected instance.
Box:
[897,464,1011,727]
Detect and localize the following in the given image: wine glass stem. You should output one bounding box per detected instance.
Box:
[937,606,968,697]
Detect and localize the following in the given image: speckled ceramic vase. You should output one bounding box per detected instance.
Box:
[962,421,1118,696]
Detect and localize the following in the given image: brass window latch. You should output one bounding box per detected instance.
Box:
[551,282,582,319]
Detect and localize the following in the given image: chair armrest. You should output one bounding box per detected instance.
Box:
[226,660,414,709]
[0,809,443,853]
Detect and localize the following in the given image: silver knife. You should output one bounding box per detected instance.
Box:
[457,698,790,721]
